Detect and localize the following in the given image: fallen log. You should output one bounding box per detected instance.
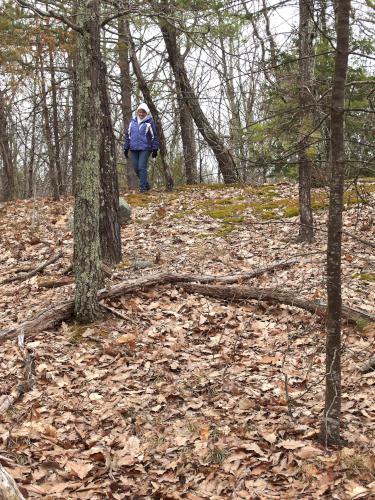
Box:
[0,464,25,500]
[1,260,372,342]
[0,261,296,342]
[0,251,63,286]
[177,283,375,324]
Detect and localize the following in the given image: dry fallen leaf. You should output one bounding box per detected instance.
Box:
[66,461,94,480]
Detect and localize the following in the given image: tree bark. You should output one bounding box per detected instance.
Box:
[48,45,65,195]
[128,30,174,190]
[0,90,16,202]
[298,0,315,242]
[175,68,197,184]
[27,87,37,199]
[99,61,121,265]
[70,44,79,195]
[38,40,60,201]
[73,0,102,323]
[118,16,138,190]
[159,14,238,184]
[320,0,351,446]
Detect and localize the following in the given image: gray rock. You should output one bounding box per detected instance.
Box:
[119,197,132,224]
[131,259,153,270]
[65,197,132,231]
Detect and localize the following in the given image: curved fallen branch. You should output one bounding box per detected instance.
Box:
[0,251,63,286]
[177,283,374,324]
[0,259,372,342]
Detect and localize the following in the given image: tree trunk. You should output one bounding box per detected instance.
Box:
[160,18,238,184]
[99,61,121,265]
[70,50,79,195]
[38,41,60,201]
[118,16,138,191]
[0,90,16,202]
[27,89,37,199]
[320,0,350,446]
[73,0,102,323]
[298,0,314,242]
[175,75,197,184]
[49,45,65,195]
[128,30,174,190]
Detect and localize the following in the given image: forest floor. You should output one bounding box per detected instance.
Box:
[0,181,374,499]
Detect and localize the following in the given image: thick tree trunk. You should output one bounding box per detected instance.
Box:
[99,61,121,265]
[320,0,350,446]
[128,30,174,190]
[0,90,16,201]
[298,0,314,242]
[118,17,138,190]
[73,0,102,323]
[49,45,65,195]
[160,19,238,184]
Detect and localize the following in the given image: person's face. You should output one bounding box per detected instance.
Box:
[137,109,147,119]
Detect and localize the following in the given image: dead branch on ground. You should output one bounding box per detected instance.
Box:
[177,283,374,324]
[0,251,63,286]
[0,336,35,413]
[1,260,373,343]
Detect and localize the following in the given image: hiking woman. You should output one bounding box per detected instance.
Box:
[124,103,160,192]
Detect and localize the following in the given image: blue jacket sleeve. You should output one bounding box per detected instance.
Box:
[150,119,160,151]
[124,123,130,151]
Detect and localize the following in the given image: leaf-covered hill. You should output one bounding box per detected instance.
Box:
[0,182,374,499]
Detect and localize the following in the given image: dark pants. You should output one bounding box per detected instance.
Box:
[130,150,151,192]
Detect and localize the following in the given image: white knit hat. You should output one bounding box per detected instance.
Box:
[137,102,150,114]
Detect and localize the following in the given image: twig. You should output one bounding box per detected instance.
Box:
[99,303,128,320]
[0,251,63,286]
[0,336,35,414]
[341,229,375,249]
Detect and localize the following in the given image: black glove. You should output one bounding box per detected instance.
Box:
[152,150,158,158]
[124,149,129,158]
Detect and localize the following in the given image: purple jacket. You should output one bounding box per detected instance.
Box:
[124,116,160,152]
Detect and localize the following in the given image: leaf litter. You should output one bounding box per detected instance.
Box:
[0,183,374,499]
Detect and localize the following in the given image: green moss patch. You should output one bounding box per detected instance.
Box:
[353,272,375,282]
[206,203,248,220]
[126,193,154,207]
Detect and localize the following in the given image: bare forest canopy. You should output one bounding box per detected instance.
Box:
[0,0,374,199]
